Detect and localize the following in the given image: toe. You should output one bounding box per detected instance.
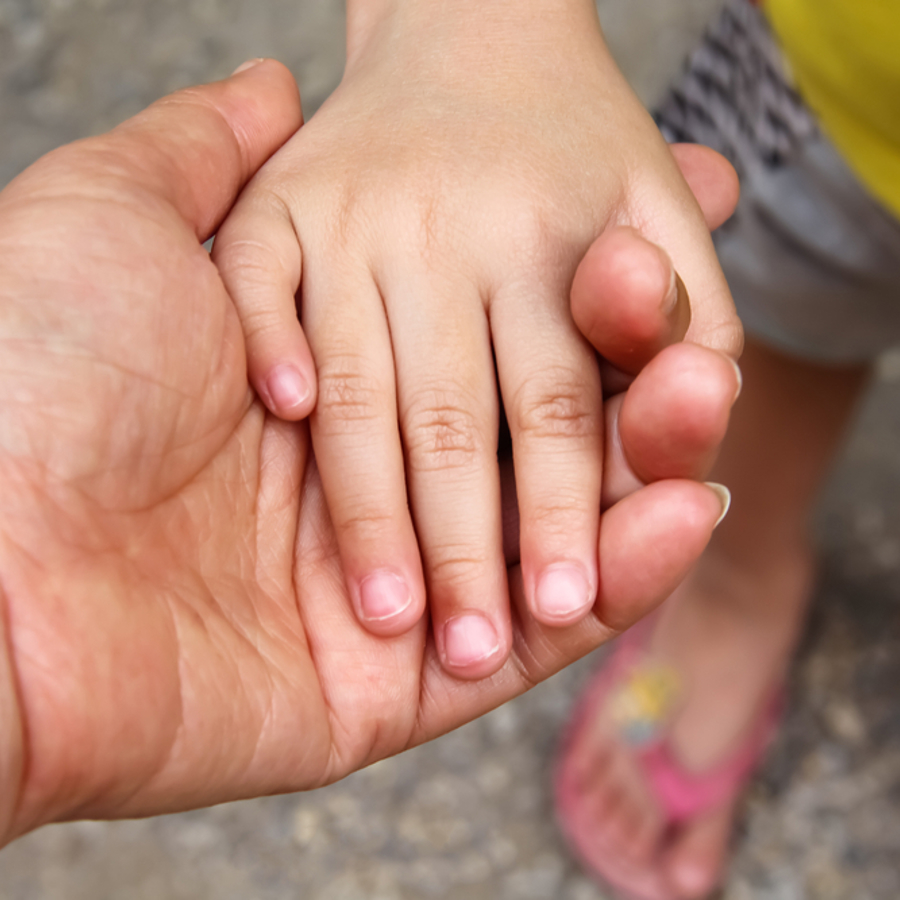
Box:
[662,802,736,899]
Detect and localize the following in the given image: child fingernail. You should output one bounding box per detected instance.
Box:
[535,564,594,622]
[443,614,501,668]
[357,571,412,622]
[266,365,310,413]
[704,482,732,528]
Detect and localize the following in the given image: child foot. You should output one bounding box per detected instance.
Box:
[555,543,814,900]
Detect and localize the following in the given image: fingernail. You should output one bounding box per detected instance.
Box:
[357,571,412,622]
[443,614,501,668]
[705,482,732,528]
[535,564,594,622]
[728,355,743,402]
[266,365,310,413]
[232,58,266,76]
[661,259,679,314]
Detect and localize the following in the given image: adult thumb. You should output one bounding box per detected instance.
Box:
[105,59,302,240]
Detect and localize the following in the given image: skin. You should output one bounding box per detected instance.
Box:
[214,0,743,679]
[566,343,869,900]
[0,61,737,848]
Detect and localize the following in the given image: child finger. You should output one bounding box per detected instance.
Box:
[303,269,427,636]
[413,479,729,739]
[387,276,512,680]
[213,193,316,420]
[491,293,603,628]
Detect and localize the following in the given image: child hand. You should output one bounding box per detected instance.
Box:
[212,4,740,680]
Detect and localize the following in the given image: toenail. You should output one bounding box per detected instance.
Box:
[672,860,714,895]
[443,614,501,668]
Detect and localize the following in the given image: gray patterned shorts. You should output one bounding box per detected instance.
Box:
[656,0,900,364]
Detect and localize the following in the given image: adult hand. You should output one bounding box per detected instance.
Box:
[213,0,743,679]
[0,62,731,847]
[578,143,743,507]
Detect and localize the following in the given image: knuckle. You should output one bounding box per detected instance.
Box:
[336,506,396,540]
[217,236,281,279]
[490,192,565,268]
[513,369,600,443]
[509,205,554,255]
[316,360,386,432]
[707,318,745,359]
[238,300,294,343]
[314,177,376,252]
[426,546,491,590]
[527,497,591,536]
[332,182,365,249]
[404,392,486,472]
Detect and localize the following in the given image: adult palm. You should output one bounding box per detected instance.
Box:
[0,61,724,846]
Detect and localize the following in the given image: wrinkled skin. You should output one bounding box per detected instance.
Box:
[0,61,733,846]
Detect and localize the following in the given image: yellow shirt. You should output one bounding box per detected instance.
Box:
[765,0,900,218]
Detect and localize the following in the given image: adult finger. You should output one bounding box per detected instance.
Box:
[572,227,692,378]
[602,343,740,509]
[415,479,729,740]
[594,480,729,633]
[619,343,739,485]
[571,143,740,380]
[104,59,302,240]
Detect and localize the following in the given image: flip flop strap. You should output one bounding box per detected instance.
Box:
[638,691,784,823]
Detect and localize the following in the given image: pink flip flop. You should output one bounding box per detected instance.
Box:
[554,620,783,900]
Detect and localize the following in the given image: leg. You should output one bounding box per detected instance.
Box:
[557,336,869,900]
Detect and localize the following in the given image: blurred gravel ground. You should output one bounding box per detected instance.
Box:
[2,1,900,897]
